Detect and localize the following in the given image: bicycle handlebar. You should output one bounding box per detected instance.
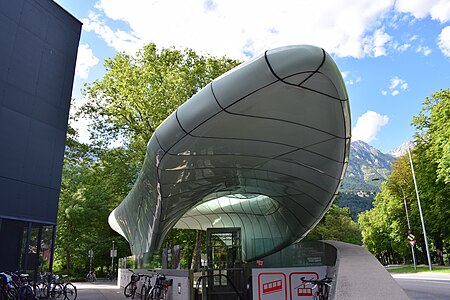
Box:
[300,276,333,284]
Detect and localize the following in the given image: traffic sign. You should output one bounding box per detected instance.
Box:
[407,233,415,241]
[408,240,416,247]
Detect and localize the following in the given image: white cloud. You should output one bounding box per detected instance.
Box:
[352,111,389,143]
[87,0,396,59]
[385,76,408,96]
[81,12,144,55]
[438,26,450,58]
[75,44,99,79]
[396,0,450,22]
[416,45,432,56]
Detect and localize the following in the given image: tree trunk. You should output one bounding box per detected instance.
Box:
[434,234,444,265]
[191,230,202,271]
[65,250,71,274]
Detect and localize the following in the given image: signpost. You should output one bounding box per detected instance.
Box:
[110,241,117,276]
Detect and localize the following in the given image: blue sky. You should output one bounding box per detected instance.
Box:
[55,0,450,153]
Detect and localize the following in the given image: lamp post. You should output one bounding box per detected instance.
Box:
[407,147,432,271]
[111,241,116,276]
[372,177,417,269]
[391,182,417,270]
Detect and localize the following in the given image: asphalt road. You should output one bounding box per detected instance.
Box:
[392,272,450,300]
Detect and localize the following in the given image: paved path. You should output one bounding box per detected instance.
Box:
[73,281,124,300]
[391,272,450,300]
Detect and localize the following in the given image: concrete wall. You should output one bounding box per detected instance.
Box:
[119,269,193,300]
[323,240,409,299]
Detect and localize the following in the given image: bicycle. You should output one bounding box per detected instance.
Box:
[85,271,96,282]
[123,269,142,299]
[47,274,64,299]
[60,275,77,300]
[147,272,172,300]
[140,272,155,300]
[0,272,18,300]
[300,276,332,300]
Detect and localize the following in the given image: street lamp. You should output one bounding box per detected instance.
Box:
[111,241,117,277]
[407,147,432,271]
[372,177,417,269]
[388,181,417,270]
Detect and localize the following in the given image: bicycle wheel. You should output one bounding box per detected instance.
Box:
[6,286,19,300]
[18,285,34,300]
[51,283,64,299]
[140,284,147,300]
[150,288,161,300]
[124,282,135,298]
[64,283,77,300]
[36,283,48,300]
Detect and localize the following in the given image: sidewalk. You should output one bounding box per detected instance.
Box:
[74,281,124,300]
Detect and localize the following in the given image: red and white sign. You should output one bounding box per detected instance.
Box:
[253,267,326,300]
[257,272,287,300]
[408,240,416,247]
[256,260,264,267]
[289,272,319,299]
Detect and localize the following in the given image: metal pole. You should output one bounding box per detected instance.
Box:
[111,241,115,275]
[397,185,416,270]
[407,147,432,271]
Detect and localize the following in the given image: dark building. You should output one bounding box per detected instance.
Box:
[0,0,81,274]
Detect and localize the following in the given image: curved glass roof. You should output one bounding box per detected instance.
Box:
[109,45,350,261]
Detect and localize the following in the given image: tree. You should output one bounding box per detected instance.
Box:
[56,44,241,273]
[411,88,450,265]
[412,89,450,184]
[308,204,362,244]
[79,44,241,163]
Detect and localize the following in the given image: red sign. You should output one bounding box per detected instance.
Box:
[256,260,264,267]
[408,240,416,247]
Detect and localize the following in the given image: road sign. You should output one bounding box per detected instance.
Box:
[408,240,416,247]
[110,249,117,257]
[407,233,415,241]
[256,260,264,267]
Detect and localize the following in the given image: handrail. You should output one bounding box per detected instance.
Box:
[194,273,243,300]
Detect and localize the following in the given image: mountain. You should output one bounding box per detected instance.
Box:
[340,140,395,193]
[388,141,415,158]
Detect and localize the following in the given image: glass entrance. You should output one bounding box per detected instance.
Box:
[206,227,243,300]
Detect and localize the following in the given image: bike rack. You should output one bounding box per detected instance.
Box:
[194,273,243,300]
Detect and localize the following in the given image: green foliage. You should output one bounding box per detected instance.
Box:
[308,204,362,244]
[56,44,241,274]
[412,89,450,184]
[359,89,450,266]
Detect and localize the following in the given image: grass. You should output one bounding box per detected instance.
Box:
[386,265,450,273]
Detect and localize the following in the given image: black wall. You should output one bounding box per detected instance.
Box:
[0,0,81,224]
[0,0,81,272]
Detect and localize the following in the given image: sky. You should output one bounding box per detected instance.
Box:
[54,0,450,154]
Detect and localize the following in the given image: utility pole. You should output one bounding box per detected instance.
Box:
[407,147,432,271]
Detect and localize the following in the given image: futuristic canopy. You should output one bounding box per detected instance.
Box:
[109,45,351,261]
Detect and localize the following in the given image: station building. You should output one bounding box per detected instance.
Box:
[0,0,81,274]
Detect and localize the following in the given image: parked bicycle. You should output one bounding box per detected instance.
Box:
[147,272,172,300]
[85,271,96,282]
[47,273,64,299]
[140,271,155,300]
[300,276,333,300]
[60,275,77,300]
[0,272,18,300]
[123,269,142,299]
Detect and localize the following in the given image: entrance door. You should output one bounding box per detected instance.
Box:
[206,228,243,300]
